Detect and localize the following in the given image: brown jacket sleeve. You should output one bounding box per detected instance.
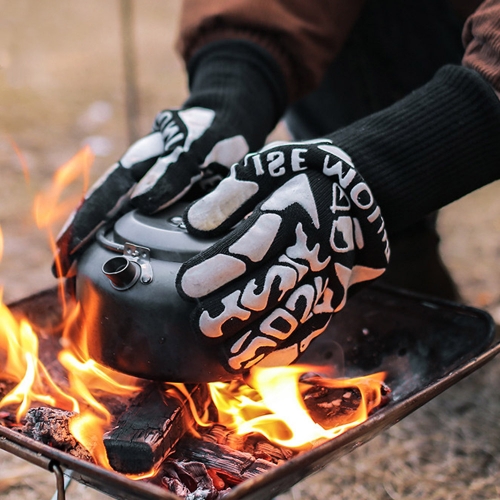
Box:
[177,0,364,102]
[462,0,500,92]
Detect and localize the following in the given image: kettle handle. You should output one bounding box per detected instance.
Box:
[96,226,125,253]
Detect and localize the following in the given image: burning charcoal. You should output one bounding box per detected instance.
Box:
[103,383,210,474]
[161,461,222,500]
[22,407,93,462]
[93,392,130,420]
[379,383,392,406]
[206,469,226,491]
[173,436,276,486]
[200,424,245,449]
[163,476,191,499]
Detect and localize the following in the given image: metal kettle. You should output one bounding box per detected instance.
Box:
[75,203,235,383]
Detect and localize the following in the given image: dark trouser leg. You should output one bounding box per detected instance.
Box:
[285,0,464,300]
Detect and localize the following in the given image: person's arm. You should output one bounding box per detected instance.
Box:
[329,65,500,235]
[178,0,364,102]
[462,0,500,96]
[174,1,500,373]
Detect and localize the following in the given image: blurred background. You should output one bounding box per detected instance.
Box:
[0,1,499,498]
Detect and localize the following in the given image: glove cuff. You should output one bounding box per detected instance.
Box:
[328,65,500,234]
[184,39,287,150]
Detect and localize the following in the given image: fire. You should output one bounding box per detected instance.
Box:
[0,294,79,421]
[8,135,31,185]
[0,147,141,467]
[0,287,141,465]
[60,346,141,467]
[33,145,94,230]
[208,365,386,449]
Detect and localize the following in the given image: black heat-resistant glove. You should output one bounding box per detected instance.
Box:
[54,41,286,276]
[177,139,390,373]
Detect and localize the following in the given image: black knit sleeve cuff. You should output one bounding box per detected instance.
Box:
[184,40,288,150]
[329,65,500,234]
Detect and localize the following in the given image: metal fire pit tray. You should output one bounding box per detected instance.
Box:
[0,283,498,500]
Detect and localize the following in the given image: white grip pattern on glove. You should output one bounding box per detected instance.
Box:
[177,139,390,372]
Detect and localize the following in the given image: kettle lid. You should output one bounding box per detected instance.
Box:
[111,203,220,262]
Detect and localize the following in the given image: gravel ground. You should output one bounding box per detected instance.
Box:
[0,1,499,499]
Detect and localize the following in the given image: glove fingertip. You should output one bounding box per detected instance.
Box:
[182,197,229,238]
[130,192,161,215]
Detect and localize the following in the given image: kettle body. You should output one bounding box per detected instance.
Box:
[75,204,235,383]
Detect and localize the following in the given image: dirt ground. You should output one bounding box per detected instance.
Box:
[0,1,499,499]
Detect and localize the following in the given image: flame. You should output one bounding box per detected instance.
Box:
[208,365,386,449]
[33,146,94,230]
[126,468,159,481]
[56,302,141,465]
[32,146,95,316]
[169,382,211,430]
[0,145,143,468]
[69,412,111,468]
[7,135,30,185]
[0,293,78,421]
[0,284,141,464]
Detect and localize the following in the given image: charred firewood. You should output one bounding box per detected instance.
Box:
[201,424,295,465]
[161,460,228,499]
[301,376,391,428]
[303,384,363,427]
[103,382,210,474]
[173,436,276,486]
[241,433,296,463]
[22,407,93,462]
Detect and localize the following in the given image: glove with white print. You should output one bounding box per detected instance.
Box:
[177,139,390,373]
[54,41,286,276]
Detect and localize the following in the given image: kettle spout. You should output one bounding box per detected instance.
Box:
[102,256,140,290]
